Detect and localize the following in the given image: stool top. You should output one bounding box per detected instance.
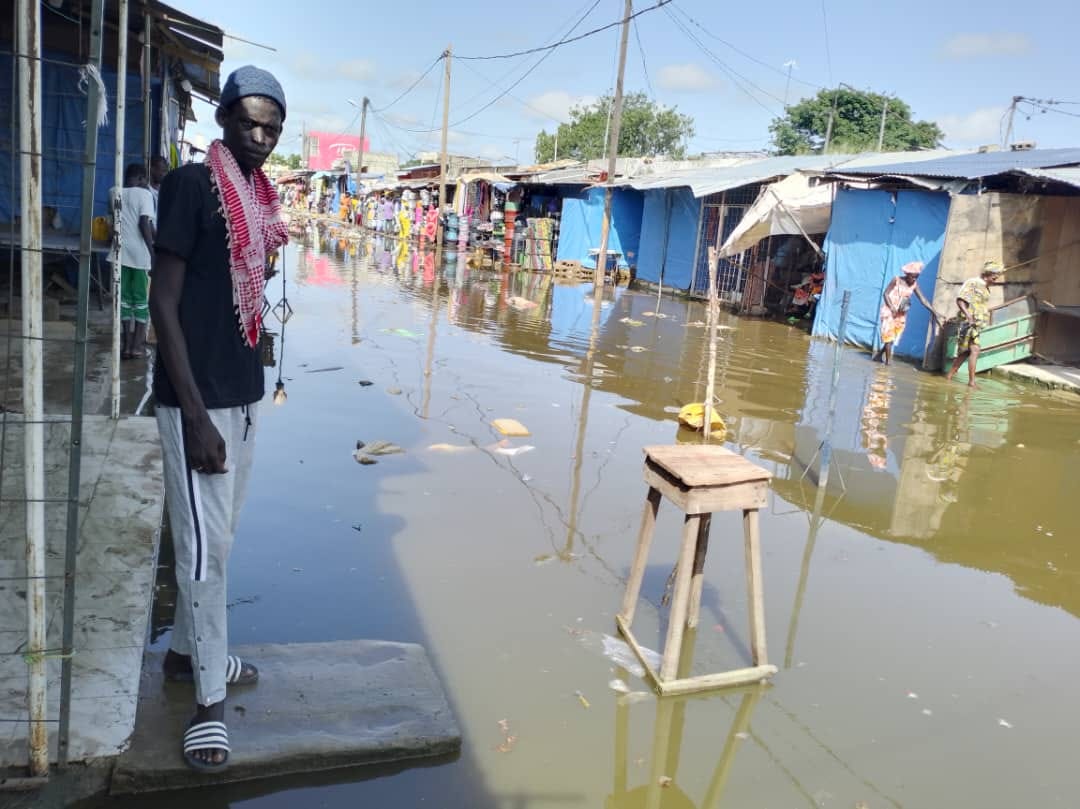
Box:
[644,445,772,487]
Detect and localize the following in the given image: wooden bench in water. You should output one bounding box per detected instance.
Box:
[616,445,777,696]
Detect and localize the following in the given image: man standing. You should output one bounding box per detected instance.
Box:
[149,155,170,210]
[150,66,288,772]
[945,260,1002,387]
[119,163,156,359]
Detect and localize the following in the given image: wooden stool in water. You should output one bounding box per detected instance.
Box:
[616,445,776,695]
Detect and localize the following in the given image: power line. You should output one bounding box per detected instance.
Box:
[632,17,656,99]
[662,6,783,115]
[372,55,445,114]
[668,4,824,90]
[820,0,834,85]
[457,0,672,61]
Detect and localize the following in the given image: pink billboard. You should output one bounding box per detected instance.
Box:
[306,131,370,171]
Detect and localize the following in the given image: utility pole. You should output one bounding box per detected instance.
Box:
[553,129,559,162]
[783,59,796,108]
[823,88,837,153]
[437,46,452,250]
[592,0,633,293]
[1004,95,1021,148]
[356,96,368,197]
[876,97,889,152]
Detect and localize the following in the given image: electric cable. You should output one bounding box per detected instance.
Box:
[456,0,672,60]
[668,3,824,90]
[662,5,782,115]
[372,55,445,114]
[632,17,656,99]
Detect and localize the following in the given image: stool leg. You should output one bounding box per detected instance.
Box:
[619,487,662,626]
[743,509,768,665]
[660,514,701,681]
[687,514,712,629]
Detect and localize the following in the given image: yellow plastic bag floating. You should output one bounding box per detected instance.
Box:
[677,403,725,433]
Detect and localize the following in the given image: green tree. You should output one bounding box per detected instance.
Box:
[535,93,695,163]
[770,88,943,155]
[267,153,303,169]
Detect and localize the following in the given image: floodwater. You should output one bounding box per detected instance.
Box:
[97,227,1080,809]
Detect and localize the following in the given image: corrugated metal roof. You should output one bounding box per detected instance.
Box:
[621,154,847,197]
[1016,167,1080,190]
[828,147,1080,180]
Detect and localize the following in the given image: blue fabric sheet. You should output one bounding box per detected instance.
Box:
[635,188,699,289]
[813,188,950,359]
[555,187,643,269]
[0,52,154,228]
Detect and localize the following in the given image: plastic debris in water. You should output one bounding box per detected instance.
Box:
[575,691,590,709]
[998,718,1013,729]
[386,387,403,395]
[609,678,631,694]
[363,440,405,456]
[507,296,539,311]
[495,719,518,753]
[305,366,345,373]
[629,346,648,353]
[428,443,473,453]
[357,380,374,386]
[906,692,919,700]
[734,731,749,740]
[922,708,933,716]
[618,317,644,327]
[491,442,535,457]
[493,418,530,437]
[658,776,673,788]
[598,633,661,679]
[381,328,421,339]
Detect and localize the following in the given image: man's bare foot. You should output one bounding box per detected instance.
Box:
[967,380,978,389]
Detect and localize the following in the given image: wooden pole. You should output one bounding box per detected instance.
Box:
[60,0,106,764]
[142,11,152,168]
[17,0,48,776]
[356,97,368,202]
[703,247,720,440]
[876,97,889,152]
[437,47,452,250]
[110,0,129,421]
[591,0,633,296]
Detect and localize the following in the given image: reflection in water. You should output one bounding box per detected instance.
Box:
[608,634,764,809]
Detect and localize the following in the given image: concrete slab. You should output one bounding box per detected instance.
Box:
[111,641,461,795]
[993,362,1080,395]
[0,416,164,766]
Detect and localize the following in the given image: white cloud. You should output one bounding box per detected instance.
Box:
[940,32,1032,60]
[657,63,719,93]
[335,59,377,83]
[937,106,1007,145]
[522,90,597,123]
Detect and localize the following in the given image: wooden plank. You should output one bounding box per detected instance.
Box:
[643,465,768,514]
[619,487,662,625]
[644,445,771,487]
[687,514,711,630]
[656,665,777,696]
[743,509,768,666]
[660,515,701,681]
[615,615,662,695]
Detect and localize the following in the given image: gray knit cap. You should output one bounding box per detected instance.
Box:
[219,65,286,120]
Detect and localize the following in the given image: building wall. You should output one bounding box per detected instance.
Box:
[929,193,1080,366]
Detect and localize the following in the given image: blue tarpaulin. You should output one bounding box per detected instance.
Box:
[556,187,643,269]
[635,187,699,289]
[0,52,154,228]
[813,188,950,359]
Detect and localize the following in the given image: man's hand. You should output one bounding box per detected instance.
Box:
[183,413,228,474]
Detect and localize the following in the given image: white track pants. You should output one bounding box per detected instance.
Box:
[157,403,257,706]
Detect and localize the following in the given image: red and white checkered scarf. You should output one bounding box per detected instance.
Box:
[206,139,289,348]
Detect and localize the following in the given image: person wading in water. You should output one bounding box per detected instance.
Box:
[150,66,288,771]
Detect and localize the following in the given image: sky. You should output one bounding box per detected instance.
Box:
[179,0,1080,163]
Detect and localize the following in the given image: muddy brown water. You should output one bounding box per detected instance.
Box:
[97,232,1080,808]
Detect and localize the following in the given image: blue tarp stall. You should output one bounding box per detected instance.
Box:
[0,52,154,226]
[556,187,643,269]
[635,187,699,289]
[813,188,950,359]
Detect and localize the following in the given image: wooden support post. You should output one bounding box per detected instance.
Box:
[660,514,701,681]
[743,509,767,665]
[687,514,711,629]
[619,486,661,624]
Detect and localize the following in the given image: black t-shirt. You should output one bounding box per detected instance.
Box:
[153,163,264,409]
